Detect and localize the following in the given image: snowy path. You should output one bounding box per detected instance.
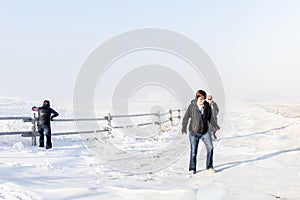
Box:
[0,102,300,199]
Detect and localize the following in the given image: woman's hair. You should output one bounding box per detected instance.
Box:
[195,90,207,101]
[43,100,50,107]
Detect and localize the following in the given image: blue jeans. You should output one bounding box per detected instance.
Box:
[189,132,214,171]
[38,125,52,148]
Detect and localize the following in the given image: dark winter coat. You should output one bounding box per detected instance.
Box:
[182,100,211,135]
[36,105,59,126]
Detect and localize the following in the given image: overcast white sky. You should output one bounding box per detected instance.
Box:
[0,0,299,103]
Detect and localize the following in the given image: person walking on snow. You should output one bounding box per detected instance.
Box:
[182,90,216,175]
[32,100,59,149]
[207,95,220,140]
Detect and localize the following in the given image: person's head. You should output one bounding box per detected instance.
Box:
[207,95,213,105]
[208,95,213,101]
[195,90,207,106]
[43,100,50,108]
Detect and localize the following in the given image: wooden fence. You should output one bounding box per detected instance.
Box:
[0,109,184,146]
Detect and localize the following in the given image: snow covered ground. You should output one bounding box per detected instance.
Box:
[0,98,299,200]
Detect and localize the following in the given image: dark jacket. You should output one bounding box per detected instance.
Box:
[36,105,59,126]
[182,100,211,135]
[209,101,220,130]
[211,101,219,120]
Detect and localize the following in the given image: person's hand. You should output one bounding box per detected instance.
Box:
[182,131,187,135]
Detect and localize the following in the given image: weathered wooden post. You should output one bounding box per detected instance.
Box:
[169,109,173,126]
[31,113,37,146]
[107,113,111,134]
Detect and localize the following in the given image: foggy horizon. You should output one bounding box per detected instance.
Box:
[1,1,299,103]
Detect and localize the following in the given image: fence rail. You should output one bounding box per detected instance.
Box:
[110,113,158,118]
[0,108,184,146]
[53,117,107,122]
[0,117,32,121]
[0,131,32,136]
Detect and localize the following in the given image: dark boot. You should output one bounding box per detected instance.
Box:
[39,137,44,147]
[212,132,217,140]
[46,142,52,149]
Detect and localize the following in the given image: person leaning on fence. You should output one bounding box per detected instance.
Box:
[182,89,216,175]
[207,95,220,140]
[32,100,59,149]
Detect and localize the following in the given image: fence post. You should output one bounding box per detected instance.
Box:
[169,109,173,126]
[31,113,37,146]
[107,113,111,134]
[157,111,161,130]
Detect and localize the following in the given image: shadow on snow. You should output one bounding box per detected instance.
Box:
[215,147,300,172]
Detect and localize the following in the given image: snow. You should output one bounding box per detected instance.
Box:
[0,98,300,200]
